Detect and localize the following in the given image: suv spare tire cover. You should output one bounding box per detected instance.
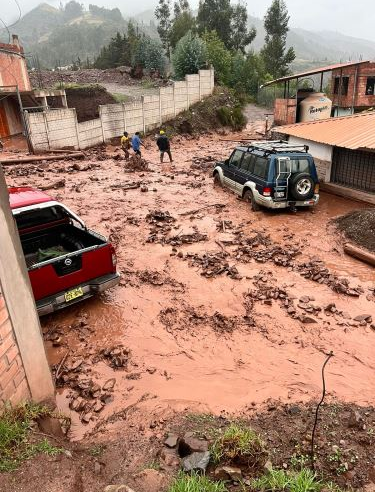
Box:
[289,173,314,200]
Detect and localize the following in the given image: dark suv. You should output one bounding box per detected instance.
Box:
[213,140,320,211]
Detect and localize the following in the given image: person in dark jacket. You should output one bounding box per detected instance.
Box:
[156,130,173,163]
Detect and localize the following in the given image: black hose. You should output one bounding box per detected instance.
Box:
[310,351,334,470]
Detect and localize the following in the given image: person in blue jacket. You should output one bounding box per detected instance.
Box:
[131,132,145,157]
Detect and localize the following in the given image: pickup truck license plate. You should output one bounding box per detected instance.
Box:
[65,287,84,302]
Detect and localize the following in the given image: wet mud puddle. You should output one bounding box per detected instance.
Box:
[6,133,374,440]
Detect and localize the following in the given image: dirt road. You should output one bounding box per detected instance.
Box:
[4,132,375,442]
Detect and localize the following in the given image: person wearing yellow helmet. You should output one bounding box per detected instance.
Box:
[156,129,173,163]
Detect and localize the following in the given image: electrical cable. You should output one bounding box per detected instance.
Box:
[310,351,334,470]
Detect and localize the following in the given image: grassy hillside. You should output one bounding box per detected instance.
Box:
[0,2,156,69]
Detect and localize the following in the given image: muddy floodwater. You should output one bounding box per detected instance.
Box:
[4,132,375,440]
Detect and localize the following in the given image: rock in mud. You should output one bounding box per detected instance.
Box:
[354,314,372,323]
[159,448,180,468]
[103,378,116,391]
[164,434,179,448]
[181,451,210,473]
[348,409,364,429]
[214,465,242,481]
[179,434,209,454]
[132,469,169,492]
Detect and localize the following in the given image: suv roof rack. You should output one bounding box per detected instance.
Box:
[246,140,309,154]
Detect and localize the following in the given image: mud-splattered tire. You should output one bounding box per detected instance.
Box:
[213,173,222,187]
[243,189,260,211]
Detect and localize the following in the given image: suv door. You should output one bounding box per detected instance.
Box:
[223,149,244,191]
[234,152,255,194]
[249,155,270,195]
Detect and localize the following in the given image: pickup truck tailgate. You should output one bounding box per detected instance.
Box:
[29,245,115,301]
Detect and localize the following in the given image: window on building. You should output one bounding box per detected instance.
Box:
[366,78,375,95]
[333,76,349,95]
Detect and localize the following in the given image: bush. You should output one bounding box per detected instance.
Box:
[202,30,232,85]
[134,37,166,74]
[168,472,227,492]
[217,105,247,130]
[172,30,207,79]
[210,423,266,468]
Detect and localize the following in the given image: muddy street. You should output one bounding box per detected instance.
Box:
[4,132,375,441]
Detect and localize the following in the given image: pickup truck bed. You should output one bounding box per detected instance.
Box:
[9,187,120,316]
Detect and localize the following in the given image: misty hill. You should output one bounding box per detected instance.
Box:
[4,3,375,70]
[0,2,155,68]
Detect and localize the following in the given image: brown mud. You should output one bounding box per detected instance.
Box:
[3,129,375,448]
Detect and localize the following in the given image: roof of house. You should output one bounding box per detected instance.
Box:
[261,60,370,87]
[275,112,375,151]
[8,187,53,209]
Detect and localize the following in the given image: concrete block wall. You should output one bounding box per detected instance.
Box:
[25,69,214,151]
[0,287,31,405]
[100,103,125,141]
[26,108,78,151]
[144,95,161,132]
[78,119,103,149]
[186,74,200,105]
[160,86,175,122]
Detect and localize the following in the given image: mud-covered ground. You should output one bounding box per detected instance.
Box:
[1,126,375,491]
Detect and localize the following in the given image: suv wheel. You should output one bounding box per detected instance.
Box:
[289,173,314,201]
[243,190,260,211]
[213,173,222,187]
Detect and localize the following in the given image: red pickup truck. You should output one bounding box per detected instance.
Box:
[9,187,120,316]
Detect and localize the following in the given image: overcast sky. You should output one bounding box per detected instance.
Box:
[2,0,375,42]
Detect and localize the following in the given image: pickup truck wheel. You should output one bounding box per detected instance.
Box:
[213,173,222,187]
[289,173,314,200]
[243,189,260,211]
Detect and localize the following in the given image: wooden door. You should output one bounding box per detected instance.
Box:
[0,104,10,138]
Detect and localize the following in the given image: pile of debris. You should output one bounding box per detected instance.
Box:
[52,354,117,423]
[94,345,131,369]
[184,251,242,279]
[124,154,149,171]
[295,259,364,296]
[190,155,218,172]
[146,210,176,224]
[146,210,177,243]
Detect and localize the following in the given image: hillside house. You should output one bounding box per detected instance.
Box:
[275,112,375,204]
[0,35,67,142]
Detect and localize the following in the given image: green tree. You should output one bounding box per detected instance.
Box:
[261,0,295,78]
[197,0,232,48]
[155,0,172,56]
[230,2,256,53]
[202,30,231,85]
[172,31,207,79]
[229,51,266,96]
[169,10,195,48]
[174,0,189,16]
[197,0,255,52]
[134,37,166,74]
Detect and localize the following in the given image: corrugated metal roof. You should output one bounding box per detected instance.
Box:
[275,112,375,150]
[261,60,370,87]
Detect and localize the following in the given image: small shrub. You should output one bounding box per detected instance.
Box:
[210,423,266,468]
[252,468,324,492]
[0,403,64,472]
[168,472,227,492]
[217,106,247,131]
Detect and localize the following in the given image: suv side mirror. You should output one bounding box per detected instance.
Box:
[224,159,229,165]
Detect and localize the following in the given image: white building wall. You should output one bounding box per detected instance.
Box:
[288,136,333,182]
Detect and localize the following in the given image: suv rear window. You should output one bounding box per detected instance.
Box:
[279,158,310,174]
[253,156,269,179]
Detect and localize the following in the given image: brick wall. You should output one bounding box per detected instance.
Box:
[0,43,31,92]
[274,99,297,125]
[331,63,375,108]
[0,286,31,406]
